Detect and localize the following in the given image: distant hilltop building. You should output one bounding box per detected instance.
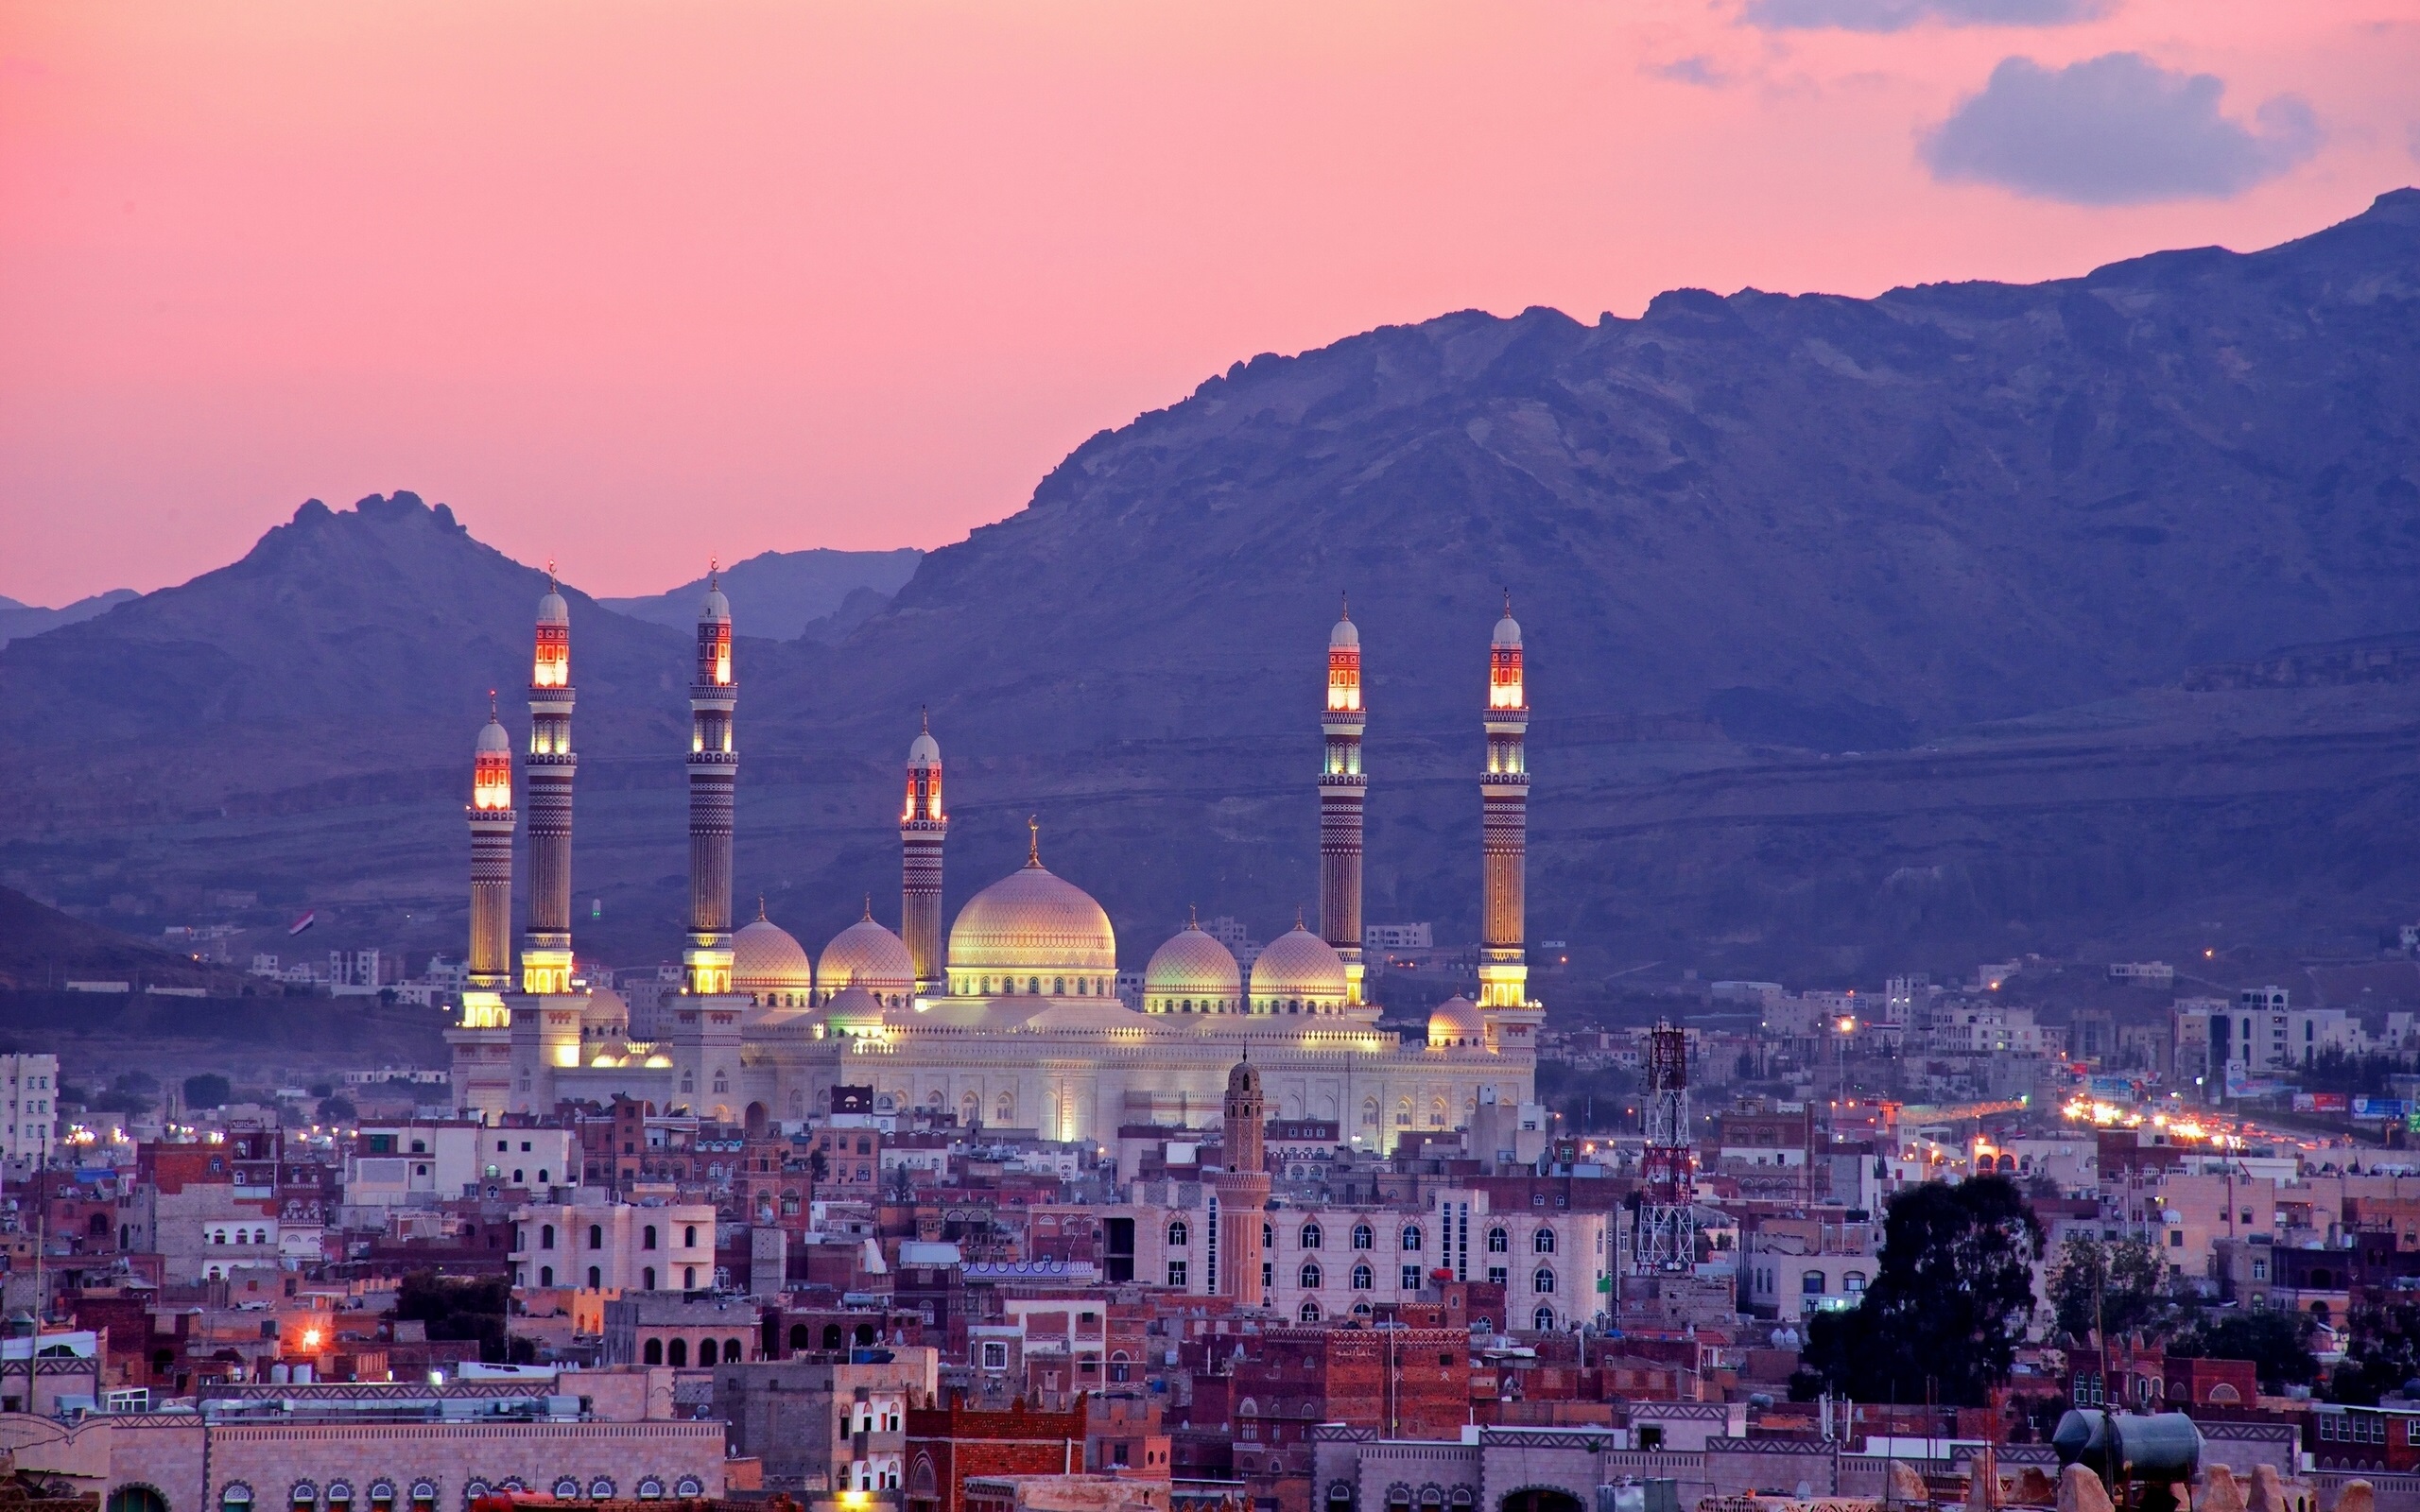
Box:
[446,585,1542,1149]
[1363,922,1433,952]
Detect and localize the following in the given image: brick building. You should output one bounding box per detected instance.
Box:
[907,1397,1087,1512]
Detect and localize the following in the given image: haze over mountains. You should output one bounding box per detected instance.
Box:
[5,190,2419,988]
[601,549,923,644]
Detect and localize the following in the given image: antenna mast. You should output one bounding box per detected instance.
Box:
[1634,1019,1697,1274]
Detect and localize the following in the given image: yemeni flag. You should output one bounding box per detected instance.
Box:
[288,909,317,936]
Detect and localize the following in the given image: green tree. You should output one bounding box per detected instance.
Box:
[2048,1234,2171,1346]
[182,1073,232,1109]
[2169,1308,2319,1393]
[1796,1175,2044,1406]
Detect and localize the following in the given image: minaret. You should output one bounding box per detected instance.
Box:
[1478,593,1530,1014]
[1320,599,1367,1005]
[1215,1058,1270,1309]
[463,700,516,1028]
[521,572,577,994]
[683,569,738,995]
[900,711,948,995]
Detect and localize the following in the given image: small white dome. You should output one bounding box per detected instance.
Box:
[475,717,510,754]
[820,914,916,1001]
[1144,924,1241,1013]
[908,730,941,765]
[824,984,888,1032]
[1428,995,1488,1048]
[733,918,815,998]
[1249,925,1348,1009]
[700,585,731,624]
[1494,610,1522,646]
[1331,615,1358,649]
[538,589,569,627]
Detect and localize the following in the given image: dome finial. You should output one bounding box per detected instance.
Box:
[863,894,873,921]
[1188,902,1200,930]
[1340,591,1350,622]
[921,705,930,735]
[547,558,558,593]
[756,895,767,922]
[1027,815,1041,868]
[488,689,498,718]
[709,556,719,590]
[1295,905,1305,932]
[1503,586,1512,616]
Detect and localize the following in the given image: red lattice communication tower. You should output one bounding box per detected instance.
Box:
[1634,1019,1697,1274]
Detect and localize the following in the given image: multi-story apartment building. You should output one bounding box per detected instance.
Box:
[509,1197,717,1292]
[0,1053,59,1164]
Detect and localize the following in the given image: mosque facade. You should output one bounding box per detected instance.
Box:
[445,581,1541,1152]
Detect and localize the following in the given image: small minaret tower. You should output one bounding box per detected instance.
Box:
[1320,599,1367,1005]
[1215,1058,1271,1309]
[900,712,948,995]
[1478,593,1530,1016]
[683,568,738,995]
[521,571,577,994]
[464,700,516,1027]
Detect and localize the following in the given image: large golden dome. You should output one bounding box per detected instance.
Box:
[819,912,915,1005]
[946,858,1117,991]
[733,917,815,1005]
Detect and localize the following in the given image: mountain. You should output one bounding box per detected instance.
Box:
[0,589,138,650]
[602,548,923,643]
[0,885,252,993]
[3,192,2418,986]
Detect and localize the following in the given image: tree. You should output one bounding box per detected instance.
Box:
[2048,1234,2171,1346]
[396,1271,513,1364]
[182,1073,232,1110]
[1796,1175,2044,1406]
[2169,1308,2319,1393]
[2326,1295,2420,1404]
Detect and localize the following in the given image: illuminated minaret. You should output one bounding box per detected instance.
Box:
[683,569,738,995]
[900,712,947,994]
[1214,1058,1270,1309]
[1320,599,1367,1005]
[463,700,516,1028]
[520,573,577,994]
[1477,593,1530,1013]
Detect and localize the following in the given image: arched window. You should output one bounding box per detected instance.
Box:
[551,1482,580,1502]
[684,1224,699,1247]
[1168,1221,1189,1246]
[1534,1268,1556,1294]
[589,1224,603,1248]
[539,1265,554,1287]
[643,1225,659,1250]
[824,1325,844,1349]
[667,1338,688,1367]
[643,1266,657,1290]
[1028,978,1041,994]
[1264,1222,1274,1248]
[1301,1223,1322,1249]
[1401,1225,1423,1251]
[683,1265,698,1290]
[1301,1262,1322,1288]
[790,1323,811,1352]
[1844,1271,1867,1294]
[727,1336,744,1361]
[1352,1263,1374,1290]
[1533,1229,1555,1254]
[1802,1270,1825,1295]
[1533,1307,1556,1332]
[644,1338,663,1365]
[1352,1224,1374,1250]
[1487,1228,1509,1253]
[1055,978,1066,994]
[698,1340,717,1366]
[222,1485,255,1512]
[1300,1300,1322,1322]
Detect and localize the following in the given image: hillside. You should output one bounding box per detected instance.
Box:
[3,191,2418,984]
[0,590,137,650]
[601,548,923,643]
[0,885,257,993]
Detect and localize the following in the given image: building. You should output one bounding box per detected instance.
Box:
[511,1200,717,1293]
[0,1053,59,1163]
[714,1349,940,1492]
[346,1123,580,1209]
[908,1398,1090,1512]
[446,594,1543,1152]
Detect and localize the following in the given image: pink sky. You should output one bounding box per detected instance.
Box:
[3,0,2415,604]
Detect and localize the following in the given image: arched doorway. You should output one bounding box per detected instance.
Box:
[744,1103,769,1138]
[1501,1491,1586,1512]
[109,1487,170,1512]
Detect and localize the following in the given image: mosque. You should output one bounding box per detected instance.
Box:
[445,578,1541,1151]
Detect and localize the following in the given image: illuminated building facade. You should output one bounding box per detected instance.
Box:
[449,592,1538,1157]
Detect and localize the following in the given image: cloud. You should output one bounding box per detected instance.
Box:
[1920,52,2321,205]
[1650,56,1727,87]
[1740,0,2114,32]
